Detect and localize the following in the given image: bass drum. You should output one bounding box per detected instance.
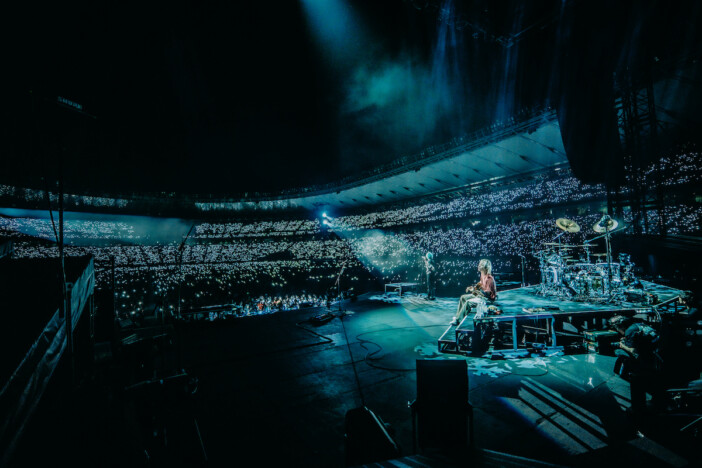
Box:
[566,270,604,296]
[589,273,605,294]
[596,262,620,277]
[596,262,621,289]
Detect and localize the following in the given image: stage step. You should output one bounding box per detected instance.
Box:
[356,449,566,467]
[438,324,459,353]
[438,315,475,354]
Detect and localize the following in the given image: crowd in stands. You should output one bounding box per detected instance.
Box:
[2,149,698,244]
[1,153,700,320]
[0,146,697,235]
[0,217,142,242]
[7,202,700,315]
[643,145,702,187]
[0,184,131,209]
[109,261,361,320]
[331,173,608,230]
[193,219,321,239]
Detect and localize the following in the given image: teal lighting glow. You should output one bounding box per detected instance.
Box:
[299,0,368,67]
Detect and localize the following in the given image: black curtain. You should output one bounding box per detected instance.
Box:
[553,0,629,188]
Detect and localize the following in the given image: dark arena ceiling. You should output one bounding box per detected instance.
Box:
[1,0,701,199]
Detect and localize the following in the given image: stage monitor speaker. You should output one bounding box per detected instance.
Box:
[344,406,400,466]
[414,359,471,450]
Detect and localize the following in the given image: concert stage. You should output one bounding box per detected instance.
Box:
[12,281,696,467]
[49,287,687,468]
[384,282,420,296]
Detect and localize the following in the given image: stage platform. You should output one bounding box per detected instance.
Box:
[439,281,685,356]
[384,282,420,296]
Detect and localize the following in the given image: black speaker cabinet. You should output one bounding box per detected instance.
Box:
[413,359,472,450]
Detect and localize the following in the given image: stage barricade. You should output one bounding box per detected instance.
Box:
[0,257,94,466]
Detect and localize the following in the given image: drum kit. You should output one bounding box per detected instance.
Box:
[535,215,634,300]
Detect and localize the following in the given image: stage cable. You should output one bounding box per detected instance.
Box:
[294,320,334,345]
[356,324,449,372]
[339,310,366,407]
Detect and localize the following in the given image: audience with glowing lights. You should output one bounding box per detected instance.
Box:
[1,148,700,320]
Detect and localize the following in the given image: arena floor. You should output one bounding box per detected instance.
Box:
[172,292,697,467]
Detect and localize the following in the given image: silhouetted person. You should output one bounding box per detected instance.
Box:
[424,252,437,300]
[610,315,662,414]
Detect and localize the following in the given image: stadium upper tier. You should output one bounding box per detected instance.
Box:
[0,107,567,216]
[196,108,567,212]
[1,145,700,246]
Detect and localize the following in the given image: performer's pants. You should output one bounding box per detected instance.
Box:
[427,273,436,298]
[614,350,661,414]
[454,295,480,323]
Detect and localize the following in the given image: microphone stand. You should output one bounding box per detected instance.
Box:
[589,220,628,297]
[605,228,613,295]
[582,241,592,263]
[333,261,347,314]
[552,231,565,255]
[519,254,526,287]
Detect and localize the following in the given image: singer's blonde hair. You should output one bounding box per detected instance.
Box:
[478,259,492,275]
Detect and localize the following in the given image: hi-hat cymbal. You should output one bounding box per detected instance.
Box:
[591,253,607,257]
[556,218,581,233]
[593,217,619,233]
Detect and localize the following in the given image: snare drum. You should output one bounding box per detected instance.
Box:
[596,262,620,278]
[572,262,596,274]
[589,274,605,293]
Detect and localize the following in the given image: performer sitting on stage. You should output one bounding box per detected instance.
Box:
[450,259,497,326]
[424,252,437,300]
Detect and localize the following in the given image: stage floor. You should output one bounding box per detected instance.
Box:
[15,288,696,467]
[158,290,695,467]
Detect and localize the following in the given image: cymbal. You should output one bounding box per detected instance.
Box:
[593,217,619,233]
[556,218,580,233]
[591,253,607,257]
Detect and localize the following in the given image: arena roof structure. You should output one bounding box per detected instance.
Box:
[196,108,567,213]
